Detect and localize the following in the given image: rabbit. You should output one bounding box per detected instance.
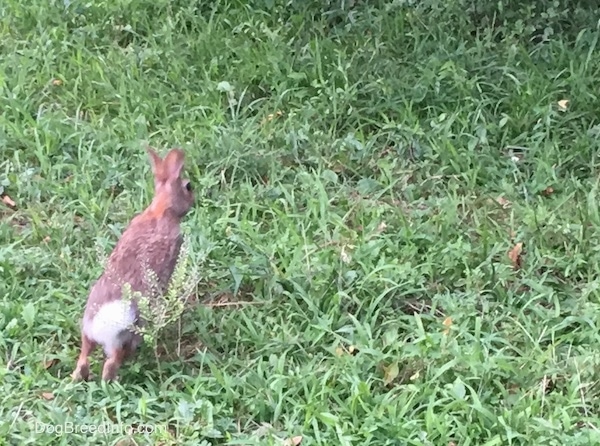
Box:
[71,147,194,382]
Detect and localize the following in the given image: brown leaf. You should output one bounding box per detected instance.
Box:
[42,358,59,369]
[261,110,284,125]
[442,316,452,335]
[541,186,554,196]
[507,382,520,394]
[51,79,63,86]
[383,362,399,386]
[557,99,569,111]
[540,375,554,394]
[335,345,358,357]
[2,195,16,208]
[43,236,51,243]
[41,392,54,400]
[495,196,511,209]
[331,163,346,173]
[376,221,388,233]
[340,245,352,264]
[283,436,303,446]
[508,242,523,269]
[380,145,394,157]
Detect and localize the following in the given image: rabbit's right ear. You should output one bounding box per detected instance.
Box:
[147,147,166,182]
[163,148,185,180]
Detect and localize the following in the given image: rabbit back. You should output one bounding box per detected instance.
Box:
[82,215,183,356]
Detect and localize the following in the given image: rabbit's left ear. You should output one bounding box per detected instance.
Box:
[147,147,167,182]
[163,148,185,179]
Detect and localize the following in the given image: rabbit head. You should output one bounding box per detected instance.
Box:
[146,147,194,219]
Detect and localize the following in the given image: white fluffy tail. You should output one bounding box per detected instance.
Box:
[83,300,137,356]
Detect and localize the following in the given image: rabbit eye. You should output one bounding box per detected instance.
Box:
[184,181,192,192]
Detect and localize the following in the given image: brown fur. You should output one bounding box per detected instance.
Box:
[71,147,194,382]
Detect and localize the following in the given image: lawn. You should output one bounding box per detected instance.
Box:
[2,0,600,444]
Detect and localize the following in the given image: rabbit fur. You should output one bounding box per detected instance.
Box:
[71,147,194,381]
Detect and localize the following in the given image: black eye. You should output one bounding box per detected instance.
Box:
[185,181,192,192]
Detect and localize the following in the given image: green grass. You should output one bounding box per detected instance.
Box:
[2,0,600,444]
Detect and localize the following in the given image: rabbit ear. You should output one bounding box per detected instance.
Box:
[163,149,185,179]
[147,147,166,180]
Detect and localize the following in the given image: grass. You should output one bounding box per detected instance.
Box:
[1,0,600,444]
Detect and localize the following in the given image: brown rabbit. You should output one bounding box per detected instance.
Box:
[71,147,194,382]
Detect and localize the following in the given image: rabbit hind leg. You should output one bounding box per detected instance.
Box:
[101,346,127,381]
[72,334,97,381]
[101,331,142,381]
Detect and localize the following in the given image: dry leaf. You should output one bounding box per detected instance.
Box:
[376,222,388,233]
[508,242,523,269]
[409,370,420,381]
[283,436,303,446]
[507,382,520,394]
[541,186,554,196]
[540,375,554,394]
[262,110,284,124]
[42,358,59,369]
[51,79,63,86]
[43,236,51,243]
[340,245,352,264]
[41,392,54,401]
[506,147,525,163]
[557,99,569,111]
[2,195,16,208]
[252,422,273,437]
[383,362,399,386]
[335,345,358,357]
[495,196,511,209]
[442,316,452,335]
